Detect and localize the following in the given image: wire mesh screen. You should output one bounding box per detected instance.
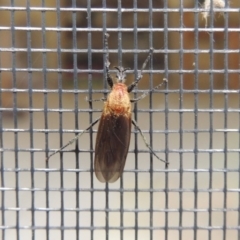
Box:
[0,1,240,239]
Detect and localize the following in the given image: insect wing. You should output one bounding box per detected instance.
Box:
[94,112,131,183]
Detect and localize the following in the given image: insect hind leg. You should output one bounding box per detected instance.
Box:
[46,117,101,161]
[131,119,169,167]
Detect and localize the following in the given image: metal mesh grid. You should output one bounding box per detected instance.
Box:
[0,1,240,240]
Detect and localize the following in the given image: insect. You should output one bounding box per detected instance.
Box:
[46,33,168,183]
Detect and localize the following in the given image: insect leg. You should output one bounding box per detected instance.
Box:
[46,117,101,161]
[130,78,167,103]
[86,33,111,104]
[131,119,169,167]
[85,96,107,102]
[104,33,113,89]
[127,48,154,93]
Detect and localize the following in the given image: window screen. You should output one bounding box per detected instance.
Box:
[0,1,239,240]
